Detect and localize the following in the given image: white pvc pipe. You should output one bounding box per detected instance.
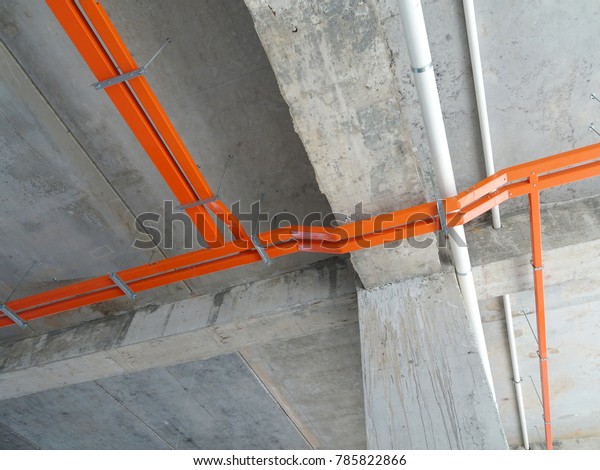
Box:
[503,294,530,449]
[463,0,501,230]
[398,0,495,397]
[462,0,530,448]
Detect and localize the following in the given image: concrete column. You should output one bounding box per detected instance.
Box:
[358,270,507,449]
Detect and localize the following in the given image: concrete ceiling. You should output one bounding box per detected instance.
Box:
[1,0,599,450]
[0,353,311,449]
[0,0,332,336]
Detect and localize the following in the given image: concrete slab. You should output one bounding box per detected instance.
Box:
[379,0,600,211]
[0,381,172,449]
[474,0,600,203]
[0,40,189,330]
[242,324,366,449]
[0,353,308,449]
[0,421,37,450]
[96,353,309,449]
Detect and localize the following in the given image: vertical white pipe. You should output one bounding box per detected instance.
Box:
[503,294,530,449]
[398,0,495,396]
[463,0,501,229]
[463,0,530,448]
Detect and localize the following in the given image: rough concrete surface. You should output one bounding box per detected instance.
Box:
[0,0,333,332]
[1,0,600,451]
[473,238,600,301]
[0,353,309,449]
[242,324,366,449]
[0,40,191,330]
[243,0,441,287]
[0,258,357,399]
[358,271,507,449]
[466,194,600,268]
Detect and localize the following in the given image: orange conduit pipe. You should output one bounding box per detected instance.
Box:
[2,143,600,326]
[4,0,599,450]
[529,182,553,449]
[46,0,247,246]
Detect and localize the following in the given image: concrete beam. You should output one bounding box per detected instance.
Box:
[473,237,600,301]
[467,194,600,267]
[460,194,600,300]
[0,258,357,400]
[358,270,508,449]
[243,0,440,287]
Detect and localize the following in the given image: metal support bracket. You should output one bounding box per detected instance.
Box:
[530,259,544,271]
[92,38,171,90]
[248,192,270,266]
[250,235,272,266]
[0,302,27,329]
[176,195,219,211]
[411,62,433,74]
[109,272,137,300]
[175,154,234,211]
[436,199,448,238]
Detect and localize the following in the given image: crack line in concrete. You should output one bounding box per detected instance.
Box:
[0,419,40,449]
[165,360,202,450]
[238,350,315,450]
[93,380,174,449]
